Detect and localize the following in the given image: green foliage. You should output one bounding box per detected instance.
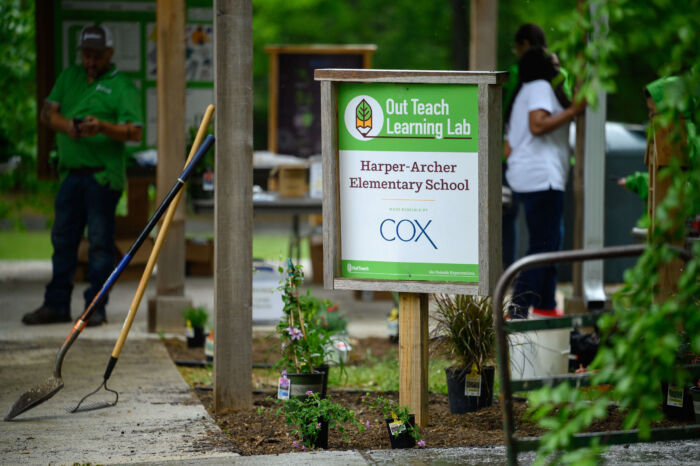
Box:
[183,306,209,328]
[276,259,333,373]
[526,1,700,464]
[251,0,452,147]
[0,1,59,228]
[0,0,36,163]
[362,393,421,440]
[313,300,348,334]
[430,294,495,373]
[269,392,365,449]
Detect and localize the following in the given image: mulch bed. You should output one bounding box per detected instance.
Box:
[163,336,689,456]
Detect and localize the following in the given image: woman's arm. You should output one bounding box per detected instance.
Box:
[529,99,586,136]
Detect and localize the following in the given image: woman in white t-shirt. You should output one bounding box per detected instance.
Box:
[504,47,585,318]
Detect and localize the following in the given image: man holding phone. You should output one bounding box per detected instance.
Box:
[23,25,143,327]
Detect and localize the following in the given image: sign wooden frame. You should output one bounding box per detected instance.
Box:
[315,69,507,296]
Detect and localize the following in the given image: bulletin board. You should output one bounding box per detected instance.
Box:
[265,45,376,158]
[51,0,214,151]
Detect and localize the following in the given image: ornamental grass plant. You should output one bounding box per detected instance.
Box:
[429,294,496,373]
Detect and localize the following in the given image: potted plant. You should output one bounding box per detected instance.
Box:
[267,391,365,449]
[275,259,333,397]
[362,393,422,449]
[430,294,496,414]
[661,341,698,422]
[183,305,208,348]
[690,378,700,424]
[309,296,351,393]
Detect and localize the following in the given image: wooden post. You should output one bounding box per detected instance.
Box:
[647,118,688,298]
[152,0,190,331]
[469,0,498,71]
[214,0,253,412]
[35,1,56,180]
[398,292,429,428]
[267,48,279,153]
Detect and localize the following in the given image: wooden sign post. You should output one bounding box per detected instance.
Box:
[315,69,506,427]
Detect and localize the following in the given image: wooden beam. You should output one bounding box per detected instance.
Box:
[267,49,278,152]
[35,0,56,180]
[154,0,188,330]
[398,292,429,428]
[469,0,498,71]
[214,0,253,412]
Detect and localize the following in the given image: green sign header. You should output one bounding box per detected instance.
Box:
[338,83,479,153]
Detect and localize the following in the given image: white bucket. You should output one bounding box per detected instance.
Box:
[509,311,571,380]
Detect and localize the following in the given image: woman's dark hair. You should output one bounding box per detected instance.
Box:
[506,46,570,123]
[514,23,547,48]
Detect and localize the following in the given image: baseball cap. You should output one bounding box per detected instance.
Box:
[78,25,113,50]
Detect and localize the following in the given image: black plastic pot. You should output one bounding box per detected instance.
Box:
[303,419,329,449]
[384,414,416,449]
[186,326,206,348]
[661,382,696,421]
[445,366,495,413]
[287,371,325,398]
[690,386,700,424]
[317,364,330,398]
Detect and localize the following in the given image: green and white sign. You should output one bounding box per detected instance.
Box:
[338,83,479,282]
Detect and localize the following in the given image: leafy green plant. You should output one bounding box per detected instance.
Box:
[268,391,365,449]
[183,306,208,328]
[313,299,348,334]
[430,294,495,373]
[276,259,332,373]
[362,393,422,441]
[524,1,700,464]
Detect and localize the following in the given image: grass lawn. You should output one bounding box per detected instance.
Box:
[0,231,53,259]
[0,230,309,261]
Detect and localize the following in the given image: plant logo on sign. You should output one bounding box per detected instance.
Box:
[344,95,384,141]
[355,99,373,135]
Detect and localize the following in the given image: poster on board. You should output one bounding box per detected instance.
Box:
[337,83,479,283]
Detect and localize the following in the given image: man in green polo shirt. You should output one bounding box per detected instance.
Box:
[23,25,143,327]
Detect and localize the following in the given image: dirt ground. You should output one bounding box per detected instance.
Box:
[163,336,688,456]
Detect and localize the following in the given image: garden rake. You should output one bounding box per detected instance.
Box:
[71,105,215,413]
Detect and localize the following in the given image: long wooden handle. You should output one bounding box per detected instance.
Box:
[110,105,215,364]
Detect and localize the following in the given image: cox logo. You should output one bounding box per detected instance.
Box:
[380,219,437,250]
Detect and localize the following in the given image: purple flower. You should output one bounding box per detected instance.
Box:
[316,422,321,429]
[285,326,303,340]
[292,440,299,448]
[301,445,306,451]
[306,390,314,395]
[417,440,426,448]
[365,420,370,429]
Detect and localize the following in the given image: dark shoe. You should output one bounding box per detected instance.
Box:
[22,306,71,325]
[85,312,107,327]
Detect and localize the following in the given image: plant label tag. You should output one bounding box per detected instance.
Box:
[465,364,481,397]
[185,320,194,338]
[388,420,406,436]
[278,375,290,400]
[667,385,684,407]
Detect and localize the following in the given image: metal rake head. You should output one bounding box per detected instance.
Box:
[70,380,119,413]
